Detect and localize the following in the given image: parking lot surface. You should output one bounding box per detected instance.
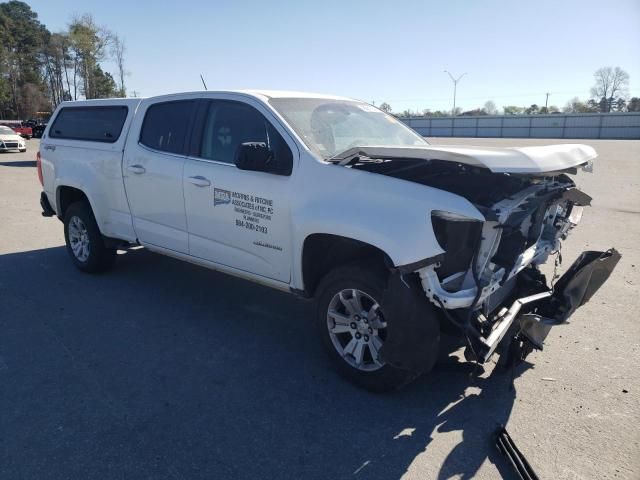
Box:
[1,138,638,479]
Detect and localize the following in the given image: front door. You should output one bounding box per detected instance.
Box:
[183,99,295,282]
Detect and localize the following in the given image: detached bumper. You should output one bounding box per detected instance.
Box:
[477,248,621,363]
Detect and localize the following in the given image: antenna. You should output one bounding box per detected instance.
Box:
[200,74,208,91]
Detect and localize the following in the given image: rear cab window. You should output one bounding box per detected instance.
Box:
[139,100,195,154]
[49,106,128,143]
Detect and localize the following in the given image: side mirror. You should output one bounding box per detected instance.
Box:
[235,142,274,173]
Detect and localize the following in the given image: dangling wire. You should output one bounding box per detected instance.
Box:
[550,243,563,291]
[435,296,483,379]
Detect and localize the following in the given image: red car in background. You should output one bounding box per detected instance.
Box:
[0,121,32,139]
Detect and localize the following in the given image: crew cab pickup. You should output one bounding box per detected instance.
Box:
[38,91,620,391]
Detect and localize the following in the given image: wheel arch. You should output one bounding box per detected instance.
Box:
[300,233,393,297]
[56,185,91,219]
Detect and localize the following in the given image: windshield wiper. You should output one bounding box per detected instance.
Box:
[327,146,431,167]
[327,147,383,166]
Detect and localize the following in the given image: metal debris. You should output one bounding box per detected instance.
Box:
[495,426,539,480]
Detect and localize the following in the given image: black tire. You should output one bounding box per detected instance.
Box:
[315,262,437,392]
[63,201,116,273]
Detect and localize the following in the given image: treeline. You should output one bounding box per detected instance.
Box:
[387,67,639,118]
[392,95,640,119]
[0,1,127,119]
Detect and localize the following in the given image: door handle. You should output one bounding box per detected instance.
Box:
[43,144,55,151]
[187,175,211,187]
[127,164,146,174]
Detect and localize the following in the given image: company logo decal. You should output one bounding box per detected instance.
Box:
[213,188,231,206]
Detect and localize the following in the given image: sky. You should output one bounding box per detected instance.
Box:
[27,0,640,113]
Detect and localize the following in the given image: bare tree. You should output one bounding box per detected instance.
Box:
[379,102,392,113]
[41,32,72,107]
[563,97,597,114]
[483,100,497,115]
[111,34,126,97]
[20,82,49,117]
[69,14,112,99]
[590,67,629,112]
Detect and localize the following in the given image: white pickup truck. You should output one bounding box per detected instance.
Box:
[38,90,620,391]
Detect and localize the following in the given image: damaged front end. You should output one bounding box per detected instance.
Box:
[505,249,621,361]
[417,170,620,365]
[342,147,620,366]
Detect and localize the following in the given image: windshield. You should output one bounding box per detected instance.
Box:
[268,98,429,159]
[0,126,16,135]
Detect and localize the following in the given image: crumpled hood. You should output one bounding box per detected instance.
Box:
[336,144,597,174]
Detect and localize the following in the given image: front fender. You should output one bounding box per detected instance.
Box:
[290,159,484,288]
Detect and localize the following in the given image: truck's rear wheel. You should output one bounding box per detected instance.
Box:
[63,201,116,273]
[315,263,425,392]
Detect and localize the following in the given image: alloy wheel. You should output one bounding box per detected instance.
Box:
[68,216,90,262]
[326,288,388,371]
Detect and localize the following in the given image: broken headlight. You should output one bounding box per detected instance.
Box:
[431,210,483,279]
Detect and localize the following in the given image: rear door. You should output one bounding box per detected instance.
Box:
[123,96,198,253]
[183,97,297,282]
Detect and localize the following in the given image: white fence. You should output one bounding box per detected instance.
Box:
[399,113,640,139]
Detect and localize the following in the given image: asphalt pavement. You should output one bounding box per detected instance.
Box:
[0,138,638,479]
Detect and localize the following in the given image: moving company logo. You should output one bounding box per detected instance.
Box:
[214,188,231,206]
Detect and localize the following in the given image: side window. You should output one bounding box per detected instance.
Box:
[139,100,195,154]
[199,101,293,175]
[49,106,128,143]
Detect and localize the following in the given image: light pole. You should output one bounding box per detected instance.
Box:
[444,70,466,116]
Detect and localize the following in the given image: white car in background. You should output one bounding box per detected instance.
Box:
[0,125,27,152]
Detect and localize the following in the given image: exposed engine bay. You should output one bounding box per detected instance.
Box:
[330,147,620,366]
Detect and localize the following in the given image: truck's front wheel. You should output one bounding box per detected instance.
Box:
[63,202,116,273]
[315,263,429,392]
